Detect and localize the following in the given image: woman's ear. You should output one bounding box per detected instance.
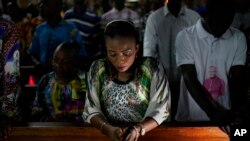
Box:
[135,44,139,54]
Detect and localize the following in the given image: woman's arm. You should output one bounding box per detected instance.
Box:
[143,60,171,125]
[124,60,171,141]
[123,117,158,141]
[90,114,124,141]
[84,60,124,141]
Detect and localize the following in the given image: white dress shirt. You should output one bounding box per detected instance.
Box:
[143,5,200,83]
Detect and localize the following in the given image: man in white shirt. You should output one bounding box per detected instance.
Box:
[143,0,200,119]
[175,0,247,123]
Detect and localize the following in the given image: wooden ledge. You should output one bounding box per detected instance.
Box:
[5,122,229,141]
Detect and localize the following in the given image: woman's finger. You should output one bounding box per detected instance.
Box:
[125,133,132,141]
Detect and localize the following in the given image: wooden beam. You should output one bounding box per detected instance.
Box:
[5,122,229,141]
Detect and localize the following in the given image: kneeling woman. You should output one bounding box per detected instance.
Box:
[83,20,171,141]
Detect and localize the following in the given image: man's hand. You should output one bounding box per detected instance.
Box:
[212,108,245,136]
[211,107,243,124]
[219,110,250,135]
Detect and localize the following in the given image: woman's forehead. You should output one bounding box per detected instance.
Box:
[106,38,137,51]
[106,37,136,45]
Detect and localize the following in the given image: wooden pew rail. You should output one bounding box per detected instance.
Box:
[6,122,229,141]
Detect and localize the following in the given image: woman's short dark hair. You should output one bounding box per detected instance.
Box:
[104,20,140,45]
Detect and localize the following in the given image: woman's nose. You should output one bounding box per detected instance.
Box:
[117,55,125,62]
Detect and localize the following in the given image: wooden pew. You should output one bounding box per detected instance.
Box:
[5,122,229,141]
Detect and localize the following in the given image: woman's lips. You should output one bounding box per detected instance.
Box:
[117,66,126,71]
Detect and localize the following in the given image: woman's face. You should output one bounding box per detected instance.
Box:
[106,37,139,73]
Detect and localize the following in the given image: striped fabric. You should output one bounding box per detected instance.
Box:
[64,8,101,55]
[101,7,141,29]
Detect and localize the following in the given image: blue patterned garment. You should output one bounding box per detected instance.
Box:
[64,8,101,50]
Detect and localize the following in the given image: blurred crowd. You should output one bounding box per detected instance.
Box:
[0,0,249,133]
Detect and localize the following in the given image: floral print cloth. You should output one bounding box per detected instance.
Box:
[0,18,21,119]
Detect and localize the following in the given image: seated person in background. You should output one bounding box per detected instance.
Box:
[83,20,171,141]
[32,41,87,123]
[175,0,248,125]
[27,0,86,77]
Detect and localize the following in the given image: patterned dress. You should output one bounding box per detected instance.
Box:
[0,18,21,120]
[84,57,171,125]
[32,71,87,123]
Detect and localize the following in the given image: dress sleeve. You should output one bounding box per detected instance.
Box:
[143,62,171,124]
[83,60,105,123]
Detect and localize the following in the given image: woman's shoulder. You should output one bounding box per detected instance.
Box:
[90,58,106,70]
[137,57,159,80]
[89,59,107,77]
[141,57,158,70]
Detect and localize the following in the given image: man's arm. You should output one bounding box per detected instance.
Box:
[143,14,158,58]
[180,64,229,122]
[229,65,248,112]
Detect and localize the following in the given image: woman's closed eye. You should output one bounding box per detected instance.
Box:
[123,49,133,56]
[108,49,133,57]
[108,51,117,57]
